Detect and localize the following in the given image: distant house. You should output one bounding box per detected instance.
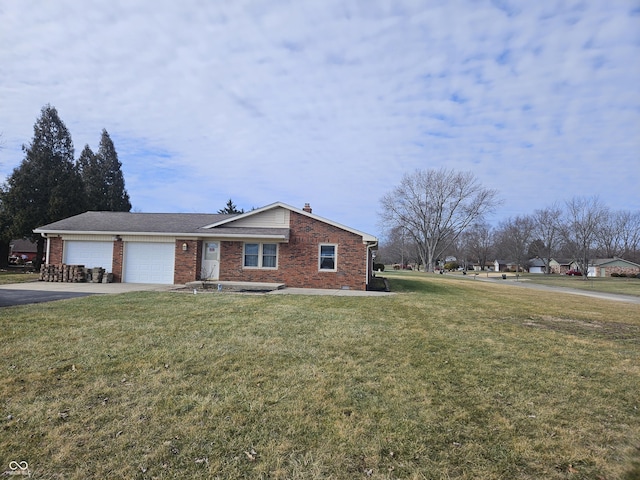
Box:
[9,239,38,263]
[549,258,572,275]
[586,258,640,278]
[33,202,379,290]
[471,261,494,272]
[528,258,547,274]
[494,260,522,272]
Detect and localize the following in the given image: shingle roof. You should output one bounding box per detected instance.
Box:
[10,238,38,252]
[34,211,291,240]
[35,211,233,234]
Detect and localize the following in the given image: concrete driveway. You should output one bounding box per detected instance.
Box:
[0,282,175,307]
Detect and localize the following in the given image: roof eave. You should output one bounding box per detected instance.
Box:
[34,228,288,241]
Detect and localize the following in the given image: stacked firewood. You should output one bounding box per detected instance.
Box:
[39,264,87,283]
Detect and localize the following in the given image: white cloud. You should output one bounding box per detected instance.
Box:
[0,0,638,235]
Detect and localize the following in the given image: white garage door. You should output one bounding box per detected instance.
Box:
[124,242,175,284]
[64,241,113,271]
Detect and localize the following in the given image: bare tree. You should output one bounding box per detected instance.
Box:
[595,210,640,261]
[464,222,494,270]
[562,196,609,278]
[379,168,500,272]
[531,204,563,273]
[596,210,624,258]
[495,215,535,275]
[619,211,640,263]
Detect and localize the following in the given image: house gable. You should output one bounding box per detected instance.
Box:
[204,202,376,243]
[592,258,640,269]
[220,207,290,228]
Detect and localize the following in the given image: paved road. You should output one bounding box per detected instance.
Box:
[475,276,640,305]
[0,282,175,308]
[0,289,96,307]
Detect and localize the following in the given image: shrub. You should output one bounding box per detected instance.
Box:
[611,272,620,277]
[444,262,459,271]
[619,273,627,277]
[636,273,640,279]
[373,263,385,272]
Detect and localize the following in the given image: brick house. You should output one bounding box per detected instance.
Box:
[585,258,640,277]
[33,202,379,290]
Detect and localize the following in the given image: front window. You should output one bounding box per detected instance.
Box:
[319,244,337,271]
[262,243,277,268]
[244,243,259,267]
[244,243,278,269]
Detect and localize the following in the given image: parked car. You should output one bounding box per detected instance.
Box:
[565,270,582,276]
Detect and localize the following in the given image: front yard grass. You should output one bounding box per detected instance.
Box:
[1,275,639,479]
[521,273,640,297]
[411,269,640,297]
[0,271,39,285]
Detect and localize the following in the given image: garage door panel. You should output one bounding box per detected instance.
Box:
[124,242,175,284]
[64,241,113,272]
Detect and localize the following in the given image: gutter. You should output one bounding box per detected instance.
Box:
[32,229,288,241]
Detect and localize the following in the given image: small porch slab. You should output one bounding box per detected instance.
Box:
[185,280,286,292]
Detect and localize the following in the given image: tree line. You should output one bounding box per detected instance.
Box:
[378,168,640,276]
[0,105,131,269]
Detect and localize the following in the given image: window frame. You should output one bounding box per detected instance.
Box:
[318,243,337,272]
[243,242,279,269]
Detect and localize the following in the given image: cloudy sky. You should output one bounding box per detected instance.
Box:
[1,1,638,237]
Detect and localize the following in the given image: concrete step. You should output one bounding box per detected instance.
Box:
[185,281,286,292]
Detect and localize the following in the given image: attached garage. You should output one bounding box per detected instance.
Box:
[123,242,175,284]
[64,241,114,272]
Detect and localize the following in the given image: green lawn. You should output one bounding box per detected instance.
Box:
[519,273,640,297]
[0,271,39,285]
[1,275,639,479]
[416,269,640,297]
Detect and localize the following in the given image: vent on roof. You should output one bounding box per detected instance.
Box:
[303,203,312,213]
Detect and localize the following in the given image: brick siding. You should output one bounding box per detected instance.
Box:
[174,239,201,284]
[112,239,123,282]
[48,237,63,264]
[598,265,640,277]
[219,212,369,290]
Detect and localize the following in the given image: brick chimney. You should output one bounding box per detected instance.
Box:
[303,203,312,213]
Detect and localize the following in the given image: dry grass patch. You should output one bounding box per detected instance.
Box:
[1,276,639,479]
[519,273,640,297]
[0,271,39,285]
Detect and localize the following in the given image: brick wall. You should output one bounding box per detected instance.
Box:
[174,239,201,284]
[219,212,369,290]
[600,265,640,277]
[112,239,123,282]
[48,237,63,264]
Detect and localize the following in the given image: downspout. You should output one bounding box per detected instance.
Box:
[366,241,378,288]
[42,233,50,265]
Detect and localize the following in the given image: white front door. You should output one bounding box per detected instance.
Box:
[201,241,220,280]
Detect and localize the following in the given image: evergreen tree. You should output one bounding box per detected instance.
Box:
[218,198,244,214]
[77,144,104,209]
[96,129,131,212]
[1,105,85,268]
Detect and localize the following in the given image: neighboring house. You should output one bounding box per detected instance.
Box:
[549,258,572,275]
[528,258,547,274]
[9,239,38,263]
[586,258,640,278]
[33,202,379,290]
[494,260,522,272]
